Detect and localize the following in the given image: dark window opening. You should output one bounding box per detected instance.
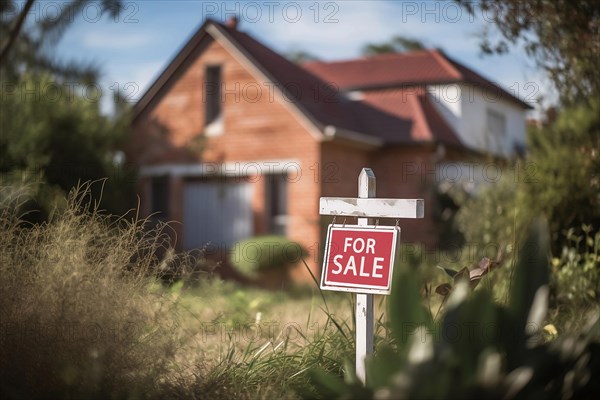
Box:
[205,65,222,126]
[486,108,506,137]
[265,174,288,236]
[151,176,169,220]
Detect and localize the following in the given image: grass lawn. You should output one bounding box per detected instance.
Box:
[0,187,403,399]
[155,278,395,399]
[1,187,598,399]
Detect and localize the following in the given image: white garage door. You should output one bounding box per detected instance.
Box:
[183,181,254,250]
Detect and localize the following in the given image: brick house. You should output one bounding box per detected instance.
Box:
[129,18,531,281]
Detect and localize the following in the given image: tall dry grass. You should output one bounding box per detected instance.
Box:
[0,183,361,399]
[0,183,203,399]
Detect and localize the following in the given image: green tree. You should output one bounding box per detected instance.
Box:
[1,0,123,80]
[0,0,133,219]
[453,0,600,248]
[457,0,600,104]
[285,49,321,64]
[362,35,427,56]
[0,73,135,219]
[453,100,600,254]
[524,100,600,244]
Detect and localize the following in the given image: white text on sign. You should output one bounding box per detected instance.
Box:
[321,225,399,294]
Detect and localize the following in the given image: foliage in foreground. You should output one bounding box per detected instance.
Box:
[2,183,598,399]
[0,184,353,399]
[451,100,600,309]
[0,184,204,399]
[308,219,600,399]
[551,226,600,308]
[0,72,134,221]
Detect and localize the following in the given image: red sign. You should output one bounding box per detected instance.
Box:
[320,225,400,294]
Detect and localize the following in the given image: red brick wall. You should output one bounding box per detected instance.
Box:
[318,142,441,264]
[369,145,440,248]
[131,36,322,281]
[368,145,479,250]
[130,35,474,283]
[320,142,371,198]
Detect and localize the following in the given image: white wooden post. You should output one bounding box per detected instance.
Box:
[356,168,375,384]
[319,168,424,384]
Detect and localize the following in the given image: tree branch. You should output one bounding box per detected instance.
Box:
[0,0,36,65]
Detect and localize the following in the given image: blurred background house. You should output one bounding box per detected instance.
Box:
[129,17,531,281]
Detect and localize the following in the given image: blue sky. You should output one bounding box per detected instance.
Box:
[44,1,554,114]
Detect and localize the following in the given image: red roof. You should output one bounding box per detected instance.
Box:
[135,20,529,149]
[214,23,465,146]
[304,50,532,109]
[338,87,462,146]
[304,50,459,89]
[219,24,364,134]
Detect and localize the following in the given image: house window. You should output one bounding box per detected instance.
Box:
[265,174,288,236]
[151,175,169,219]
[486,108,506,138]
[204,65,223,135]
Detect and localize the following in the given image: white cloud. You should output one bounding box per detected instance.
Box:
[238,1,554,107]
[242,1,489,61]
[98,60,163,115]
[63,1,554,115]
[83,32,152,49]
[102,60,164,99]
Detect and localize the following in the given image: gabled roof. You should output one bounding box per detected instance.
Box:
[209,21,366,137]
[135,20,527,149]
[304,50,533,109]
[134,19,375,144]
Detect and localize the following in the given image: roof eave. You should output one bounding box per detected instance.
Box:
[132,19,218,121]
[322,125,383,149]
[206,23,326,140]
[339,80,533,110]
[132,20,331,139]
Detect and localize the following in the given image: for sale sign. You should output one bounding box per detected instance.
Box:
[320,225,400,295]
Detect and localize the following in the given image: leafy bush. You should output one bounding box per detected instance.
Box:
[451,172,525,260]
[230,235,307,278]
[450,100,599,278]
[307,219,600,399]
[0,73,135,221]
[552,225,600,307]
[524,100,600,247]
[448,101,600,316]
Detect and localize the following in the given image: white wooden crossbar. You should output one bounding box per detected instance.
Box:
[320,197,424,219]
[319,168,426,384]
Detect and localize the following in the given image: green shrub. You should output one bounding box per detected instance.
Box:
[552,225,600,307]
[452,173,526,257]
[457,100,600,256]
[230,235,307,278]
[0,73,135,221]
[307,219,600,399]
[524,100,600,248]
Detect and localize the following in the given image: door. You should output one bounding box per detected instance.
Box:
[183,181,253,250]
[265,174,288,236]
